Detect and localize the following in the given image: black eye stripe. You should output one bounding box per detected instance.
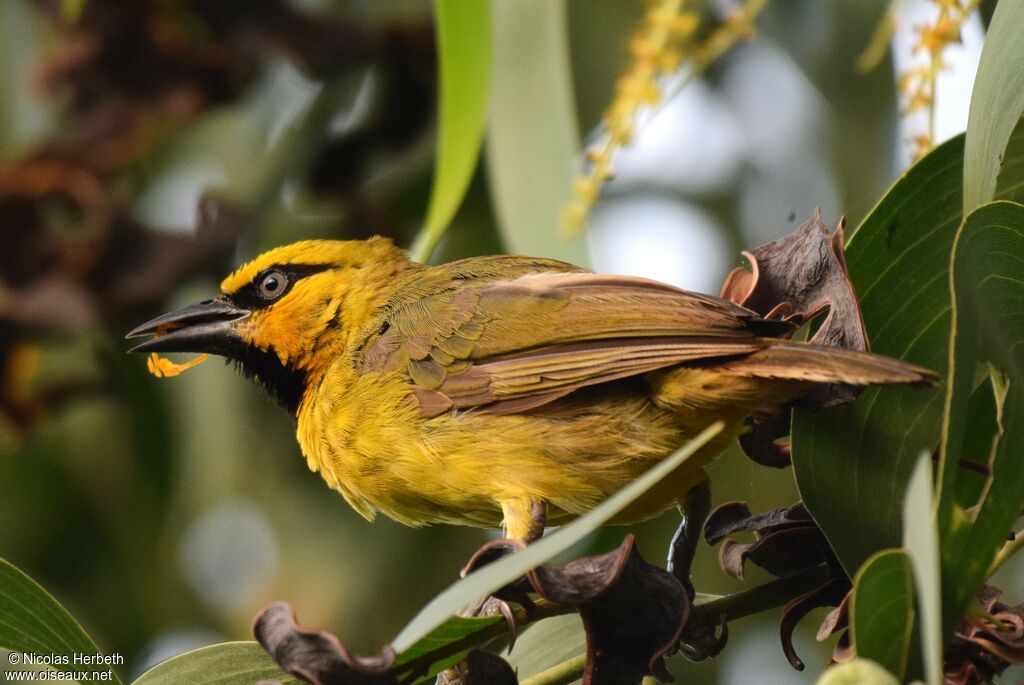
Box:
[230,263,332,310]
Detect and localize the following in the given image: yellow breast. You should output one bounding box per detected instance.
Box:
[296,359,740,532]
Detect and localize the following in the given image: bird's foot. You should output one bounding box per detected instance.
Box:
[679,606,729,661]
[438,592,531,685]
[458,538,539,649]
[457,594,532,647]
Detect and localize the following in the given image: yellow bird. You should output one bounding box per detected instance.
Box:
[127,238,933,543]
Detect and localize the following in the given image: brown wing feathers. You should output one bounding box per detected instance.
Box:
[362,271,932,417]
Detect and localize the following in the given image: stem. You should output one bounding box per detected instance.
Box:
[519,654,587,685]
[988,530,1024,577]
[698,564,830,622]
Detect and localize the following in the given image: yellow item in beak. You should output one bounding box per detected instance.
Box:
[147,352,209,378]
[145,323,210,377]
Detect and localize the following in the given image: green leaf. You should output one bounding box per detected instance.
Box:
[950,380,998,509]
[393,614,503,683]
[389,422,724,654]
[486,0,589,265]
[411,0,492,263]
[902,453,942,685]
[814,658,901,685]
[0,556,123,685]
[850,550,914,680]
[791,119,1024,575]
[504,614,586,681]
[962,0,1024,213]
[132,642,298,685]
[937,200,1024,636]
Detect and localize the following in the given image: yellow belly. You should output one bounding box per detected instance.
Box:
[297,364,771,535]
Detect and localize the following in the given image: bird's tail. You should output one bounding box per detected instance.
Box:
[716,339,938,388]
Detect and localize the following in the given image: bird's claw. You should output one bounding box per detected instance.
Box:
[678,606,728,661]
[458,595,530,651]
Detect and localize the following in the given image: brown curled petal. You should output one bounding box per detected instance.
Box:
[722,211,866,350]
[703,501,753,545]
[704,501,812,545]
[944,588,1024,683]
[461,539,525,577]
[720,250,760,307]
[719,210,871,409]
[943,657,978,685]
[989,612,1024,642]
[253,602,397,685]
[716,526,830,579]
[528,535,688,685]
[741,526,836,578]
[464,650,518,685]
[965,636,1024,665]
[831,630,853,664]
[719,539,750,579]
[779,578,851,671]
[816,591,851,641]
[460,538,534,606]
[738,410,793,468]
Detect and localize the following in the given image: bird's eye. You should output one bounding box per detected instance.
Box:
[258,270,288,300]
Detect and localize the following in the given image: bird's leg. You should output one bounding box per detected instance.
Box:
[456,498,547,630]
[667,479,727,661]
[501,496,547,543]
[667,479,711,598]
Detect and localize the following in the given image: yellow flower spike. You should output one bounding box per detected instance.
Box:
[572,178,600,204]
[659,50,684,73]
[933,16,962,43]
[147,352,210,378]
[630,37,657,60]
[894,0,979,159]
[560,203,587,234]
[561,0,767,237]
[642,83,662,104]
[670,13,699,36]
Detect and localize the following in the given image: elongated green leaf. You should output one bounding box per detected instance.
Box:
[792,119,1024,575]
[963,0,1024,213]
[851,550,914,680]
[0,557,123,685]
[937,200,1024,636]
[390,422,724,653]
[486,0,589,265]
[132,642,298,685]
[902,454,942,685]
[411,0,492,263]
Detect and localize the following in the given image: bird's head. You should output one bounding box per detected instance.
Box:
[127,237,414,412]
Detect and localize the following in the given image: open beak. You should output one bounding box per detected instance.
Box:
[126,298,250,356]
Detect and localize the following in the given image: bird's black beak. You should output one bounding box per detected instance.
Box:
[126,298,250,355]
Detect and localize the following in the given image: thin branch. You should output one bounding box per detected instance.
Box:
[518,653,587,685]
[698,564,831,622]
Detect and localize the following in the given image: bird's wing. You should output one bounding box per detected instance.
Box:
[361,271,791,416]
